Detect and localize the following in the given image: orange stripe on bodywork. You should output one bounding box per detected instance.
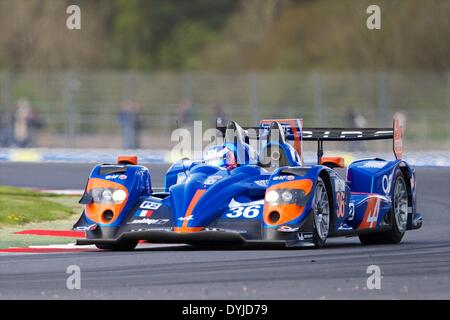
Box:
[176,189,206,232]
[263,179,313,226]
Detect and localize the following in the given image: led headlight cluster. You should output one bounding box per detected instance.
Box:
[90,188,127,204]
[265,189,307,205]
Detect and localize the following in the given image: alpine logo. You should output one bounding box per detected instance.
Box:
[178,215,194,221]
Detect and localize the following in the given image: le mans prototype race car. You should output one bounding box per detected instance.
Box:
[74,116,423,250]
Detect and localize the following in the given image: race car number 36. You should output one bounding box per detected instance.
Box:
[226,205,261,219]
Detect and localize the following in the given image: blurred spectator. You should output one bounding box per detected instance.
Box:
[346,108,367,152]
[0,109,14,147]
[212,102,227,128]
[118,100,142,149]
[176,98,193,129]
[13,97,43,148]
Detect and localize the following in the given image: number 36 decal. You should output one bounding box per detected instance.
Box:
[226,205,261,219]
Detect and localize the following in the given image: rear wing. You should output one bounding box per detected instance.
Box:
[216,115,404,163]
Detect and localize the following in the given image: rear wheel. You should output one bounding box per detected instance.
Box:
[95,240,138,251]
[359,171,408,245]
[312,178,331,248]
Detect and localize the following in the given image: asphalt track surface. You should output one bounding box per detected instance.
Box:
[0,162,449,299]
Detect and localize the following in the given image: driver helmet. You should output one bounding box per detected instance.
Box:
[204,145,237,170]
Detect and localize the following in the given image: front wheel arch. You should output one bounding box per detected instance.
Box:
[310,171,334,248]
[318,170,335,234]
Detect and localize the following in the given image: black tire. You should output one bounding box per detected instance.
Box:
[311,177,332,248]
[95,240,138,251]
[359,171,408,245]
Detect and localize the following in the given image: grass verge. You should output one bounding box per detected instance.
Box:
[0,186,80,225]
[0,186,83,248]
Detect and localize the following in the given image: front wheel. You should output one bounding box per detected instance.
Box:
[95,240,138,251]
[311,178,331,248]
[359,171,408,245]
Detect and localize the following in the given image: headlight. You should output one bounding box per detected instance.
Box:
[89,188,126,204]
[112,189,127,202]
[281,190,293,202]
[102,189,113,201]
[265,190,279,203]
[265,189,307,205]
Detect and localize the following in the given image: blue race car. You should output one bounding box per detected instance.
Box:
[74,117,423,250]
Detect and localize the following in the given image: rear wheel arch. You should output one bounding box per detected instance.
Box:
[398,164,413,227]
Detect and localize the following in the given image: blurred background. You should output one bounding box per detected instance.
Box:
[0,0,449,153]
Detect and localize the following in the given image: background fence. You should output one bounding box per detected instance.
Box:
[0,71,449,150]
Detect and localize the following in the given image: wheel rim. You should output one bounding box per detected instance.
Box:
[394,176,408,233]
[313,181,330,240]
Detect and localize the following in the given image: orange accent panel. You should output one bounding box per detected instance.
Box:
[173,227,204,233]
[263,179,313,226]
[269,179,313,193]
[320,156,345,168]
[264,204,305,226]
[84,178,128,225]
[117,155,138,165]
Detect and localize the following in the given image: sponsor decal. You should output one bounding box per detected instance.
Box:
[105,174,127,180]
[393,115,403,160]
[297,232,313,240]
[334,179,346,192]
[367,199,381,228]
[348,202,355,221]
[336,192,346,218]
[277,225,299,232]
[254,179,269,187]
[204,175,223,185]
[359,161,386,169]
[381,172,394,195]
[358,197,381,229]
[128,218,169,225]
[273,175,295,181]
[130,227,171,232]
[140,201,162,210]
[205,227,247,234]
[228,199,264,209]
